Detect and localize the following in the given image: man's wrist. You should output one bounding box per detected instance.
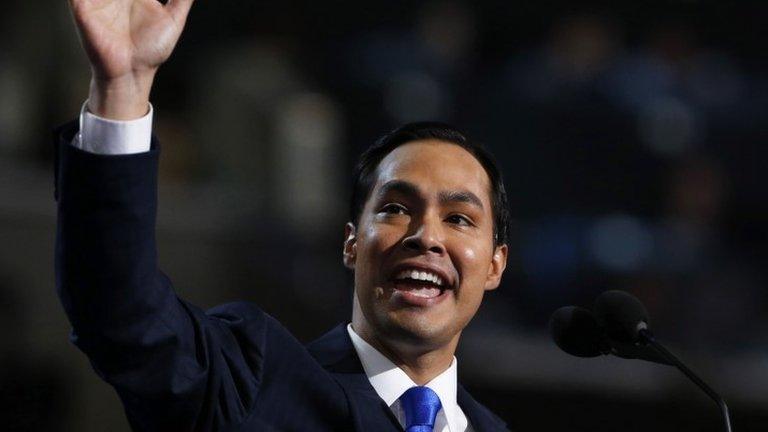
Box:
[87,73,155,120]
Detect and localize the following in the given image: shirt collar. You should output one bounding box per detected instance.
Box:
[346,324,460,429]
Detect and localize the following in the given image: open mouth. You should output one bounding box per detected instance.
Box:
[391,268,451,301]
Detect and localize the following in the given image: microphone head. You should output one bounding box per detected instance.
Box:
[594,290,649,343]
[549,306,605,358]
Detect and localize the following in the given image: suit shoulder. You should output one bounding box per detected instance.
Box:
[205,301,306,354]
[206,301,268,322]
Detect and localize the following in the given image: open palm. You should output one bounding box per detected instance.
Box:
[69,0,194,80]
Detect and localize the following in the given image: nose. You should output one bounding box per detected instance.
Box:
[402,214,446,255]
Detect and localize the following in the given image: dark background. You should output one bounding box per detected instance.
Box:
[1,1,766,430]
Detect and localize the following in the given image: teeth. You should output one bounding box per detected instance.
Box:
[395,269,445,286]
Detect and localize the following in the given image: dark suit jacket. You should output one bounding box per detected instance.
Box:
[54,122,509,431]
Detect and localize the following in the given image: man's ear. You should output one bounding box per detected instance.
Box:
[343,222,357,269]
[484,244,508,291]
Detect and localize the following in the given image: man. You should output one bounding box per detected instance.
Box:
[56,1,510,430]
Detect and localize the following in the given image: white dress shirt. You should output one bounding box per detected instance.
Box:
[73,102,473,431]
[72,101,154,154]
[347,324,472,432]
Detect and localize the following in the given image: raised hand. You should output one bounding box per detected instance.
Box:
[68,0,194,119]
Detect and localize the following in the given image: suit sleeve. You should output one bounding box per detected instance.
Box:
[54,121,265,431]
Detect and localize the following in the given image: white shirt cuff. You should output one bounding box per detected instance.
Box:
[71,100,154,155]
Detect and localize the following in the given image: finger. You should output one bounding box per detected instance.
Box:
[166,0,194,24]
[67,0,86,15]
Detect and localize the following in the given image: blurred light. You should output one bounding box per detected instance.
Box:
[652,219,703,274]
[274,92,344,234]
[548,13,620,81]
[688,51,745,109]
[588,213,653,272]
[601,55,674,112]
[638,96,698,156]
[384,72,448,123]
[520,216,583,287]
[0,62,30,154]
[418,1,476,65]
[195,43,302,183]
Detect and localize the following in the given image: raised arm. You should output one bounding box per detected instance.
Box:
[69,0,193,119]
[57,2,271,430]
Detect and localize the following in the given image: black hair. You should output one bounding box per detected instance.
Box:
[350,121,509,247]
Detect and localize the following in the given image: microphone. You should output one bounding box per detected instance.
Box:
[593,290,648,343]
[550,291,733,432]
[549,305,605,358]
[549,303,672,365]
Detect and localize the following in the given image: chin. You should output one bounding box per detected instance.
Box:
[382,312,455,348]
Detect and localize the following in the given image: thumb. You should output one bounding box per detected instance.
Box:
[166,0,195,25]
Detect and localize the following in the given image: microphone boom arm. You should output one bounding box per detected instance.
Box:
[638,327,733,432]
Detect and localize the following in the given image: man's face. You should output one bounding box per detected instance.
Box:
[344,139,507,351]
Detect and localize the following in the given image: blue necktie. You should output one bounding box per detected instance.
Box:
[399,386,443,432]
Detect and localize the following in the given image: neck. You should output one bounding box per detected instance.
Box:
[351,296,459,385]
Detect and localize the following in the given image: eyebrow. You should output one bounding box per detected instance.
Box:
[376,180,485,210]
[438,189,484,210]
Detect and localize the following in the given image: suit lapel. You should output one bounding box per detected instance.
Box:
[457,385,509,432]
[307,324,403,432]
[308,324,508,432]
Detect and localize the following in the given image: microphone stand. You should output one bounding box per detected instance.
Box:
[638,327,733,432]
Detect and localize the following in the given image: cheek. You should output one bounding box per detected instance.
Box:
[358,226,383,263]
[355,224,399,279]
[455,242,493,285]
[361,222,402,255]
[461,247,478,261]
[458,243,484,271]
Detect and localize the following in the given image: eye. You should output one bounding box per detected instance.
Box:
[446,214,473,226]
[380,203,408,215]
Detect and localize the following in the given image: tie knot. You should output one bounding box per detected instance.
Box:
[399,386,442,431]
